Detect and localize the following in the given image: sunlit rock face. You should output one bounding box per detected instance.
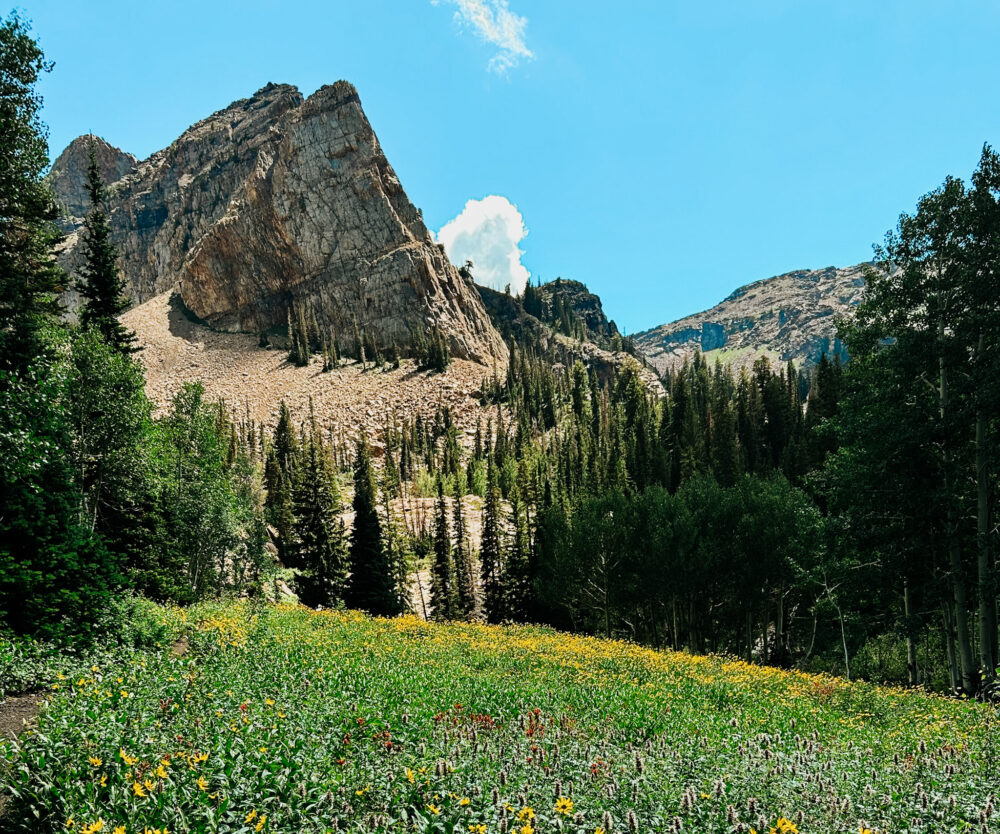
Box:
[51,82,507,366]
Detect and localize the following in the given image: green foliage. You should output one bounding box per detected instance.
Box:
[417,325,450,372]
[77,138,137,353]
[347,436,401,616]
[0,360,121,641]
[292,414,348,607]
[0,13,64,373]
[3,602,996,832]
[429,478,459,621]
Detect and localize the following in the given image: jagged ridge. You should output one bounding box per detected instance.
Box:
[49,82,507,366]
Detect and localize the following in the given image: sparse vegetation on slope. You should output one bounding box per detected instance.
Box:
[2,603,997,833]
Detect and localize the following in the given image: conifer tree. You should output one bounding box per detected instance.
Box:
[0,13,65,373]
[292,407,347,606]
[430,477,459,620]
[265,401,299,566]
[480,461,505,622]
[452,476,476,617]
[347,434,400,615]
[77,138,136,353]
[502,486,532,621]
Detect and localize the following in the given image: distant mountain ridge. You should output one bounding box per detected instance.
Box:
[634,264,867,375]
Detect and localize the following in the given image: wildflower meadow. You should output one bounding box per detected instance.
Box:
[2,602,997,833]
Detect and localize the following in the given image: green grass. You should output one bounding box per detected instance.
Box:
[2,602,997,833]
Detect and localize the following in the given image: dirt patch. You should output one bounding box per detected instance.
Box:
[0,693,44,827]
[0,693,43,743]
[170,638,189,658]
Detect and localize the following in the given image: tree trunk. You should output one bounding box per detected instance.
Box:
[904,578,918,686]
[940,327,977,694]
[942,603,959,693]
[976,367,997,680]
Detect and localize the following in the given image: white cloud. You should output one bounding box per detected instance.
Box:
[432,0,533,74]
[436,195,530,294]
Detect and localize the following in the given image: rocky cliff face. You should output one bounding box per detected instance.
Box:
[49,82,507,366]
[48,135,138,223]
[535,278,619,341]
[477,285,662,394]
[634,265,866,375]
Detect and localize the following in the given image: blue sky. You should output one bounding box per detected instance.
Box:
[25,0,1000,333]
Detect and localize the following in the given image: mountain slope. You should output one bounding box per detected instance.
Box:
[49,82,507,366]
[120,290,496,443]
[635,264,866,375]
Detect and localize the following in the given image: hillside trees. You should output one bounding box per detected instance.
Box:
[828,147,1000,693]
[0,15,118,638]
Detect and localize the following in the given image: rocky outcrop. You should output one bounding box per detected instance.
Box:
[535,278,620,342]
[48,136,137,223]
[634,265,866,376]
[50,82,507,366]
[477,285,662,394]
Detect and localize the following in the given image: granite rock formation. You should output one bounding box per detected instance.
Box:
[48,135,138,223]
[477,285,662,395]
[634,265,866,376]
[49,82,507,366]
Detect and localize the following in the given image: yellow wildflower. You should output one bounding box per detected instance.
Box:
[245,810,257,824]
[519,826,534,834]
[88,756,102,767]
[460,797,471,806]
[113,828,125,834]
[132,782,146,798]
[517,808,535,822]
[406,768,416,784]
[81,821,105,834]
[427,805,441,815]
[197,776,209,791]
[255,816,266,832]
[555,797,574,815]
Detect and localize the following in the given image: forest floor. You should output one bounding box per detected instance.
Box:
[0,692,44,826]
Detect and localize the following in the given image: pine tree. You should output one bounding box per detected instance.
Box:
[480,461,505,622]
[77,138,136,353]
[265,401,299,566]
[430,477,459,620]
[503,487,532,621]
[452,477,476,618]
[292,408,348,607]
[380,472,412,615]
[0,13,65,373]
[347,434,400,615]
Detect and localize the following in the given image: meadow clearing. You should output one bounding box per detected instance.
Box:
[1,602,997,833]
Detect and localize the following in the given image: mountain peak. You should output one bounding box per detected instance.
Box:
[50,82,508,367]
[635,264,867,374]
[48,134,137,220]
